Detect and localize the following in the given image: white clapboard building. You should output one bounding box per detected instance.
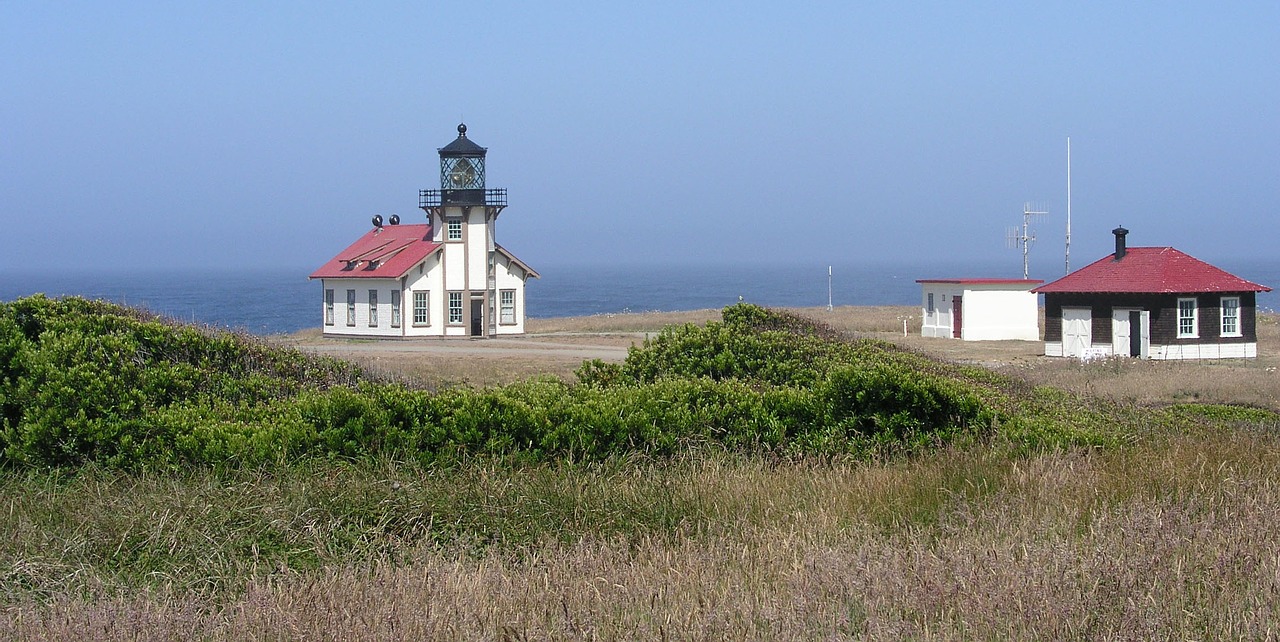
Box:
[310,124,538,338]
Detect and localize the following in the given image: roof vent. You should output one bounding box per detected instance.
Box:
[372,214,383,229]
[1113,226,1129,261]
[389,214,400,225]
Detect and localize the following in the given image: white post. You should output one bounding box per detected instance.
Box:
[827,265,833,311]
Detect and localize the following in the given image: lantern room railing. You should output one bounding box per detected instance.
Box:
[419,188,507,208]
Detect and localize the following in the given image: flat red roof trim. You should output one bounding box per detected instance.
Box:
[916,278,1044,285]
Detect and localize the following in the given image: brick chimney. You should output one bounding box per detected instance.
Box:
[1113,226,1129,260]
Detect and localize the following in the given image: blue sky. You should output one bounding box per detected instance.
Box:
[3,2,1277,279]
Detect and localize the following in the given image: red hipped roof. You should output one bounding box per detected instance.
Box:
[309,224,441,280]
[1033,247,1271,294]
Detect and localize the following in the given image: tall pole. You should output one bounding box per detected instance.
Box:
[1065,137,1072,274]
[827,265,833,311]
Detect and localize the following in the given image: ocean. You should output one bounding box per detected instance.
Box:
[3,259,1278,336]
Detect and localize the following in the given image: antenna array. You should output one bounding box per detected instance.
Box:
[1005,203,1047,279]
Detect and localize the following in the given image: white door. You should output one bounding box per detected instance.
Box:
[1062,307,1092,358]
[1138,311,1150,359]
[1112,308,1150,358]
[1112,309,1133,357]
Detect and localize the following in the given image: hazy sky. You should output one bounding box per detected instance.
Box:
[4,2,1277,279]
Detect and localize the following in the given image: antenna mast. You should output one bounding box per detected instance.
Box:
[1006,203,1047,280]
[1065,137,1072,274]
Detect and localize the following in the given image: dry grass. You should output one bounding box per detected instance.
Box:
[1017,316,1279,410]
[280,332,639,389]
[768,306,1280,411]
[343,349,595,389]
[11,307,1277,639]
[6,429,1280,640]
[306,306,1280,409]
[280,306,923,388]
[527,305,916,336]
[527,308,724,334]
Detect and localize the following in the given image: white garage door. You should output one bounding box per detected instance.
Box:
[1062,307,1092,358]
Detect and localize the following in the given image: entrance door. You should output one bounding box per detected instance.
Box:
[1112,309,1134,357]
[1135,310,1150,358]
[1062,307,1092,358]
[1129,311,1143,357]
[470,299,484,337]
[1112,308,1150,358]
[951,295,963,339]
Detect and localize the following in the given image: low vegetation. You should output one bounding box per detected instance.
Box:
[0,295,1151,470]
[2,295,1279,640]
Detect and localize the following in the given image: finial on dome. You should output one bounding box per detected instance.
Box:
[457,123,467,137]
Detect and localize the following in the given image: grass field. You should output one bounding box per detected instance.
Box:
[317,305,1280,410]
[4,306,1280,640]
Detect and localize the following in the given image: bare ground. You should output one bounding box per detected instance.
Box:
[280,306,1280,409]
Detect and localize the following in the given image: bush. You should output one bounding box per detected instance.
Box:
[3,297,1186,470]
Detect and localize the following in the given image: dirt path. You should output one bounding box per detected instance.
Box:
[295,336,634,363]
[284,332,649,385]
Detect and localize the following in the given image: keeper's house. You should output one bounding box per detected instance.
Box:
[916,279,1043,341]
[1034,227,1270,359]
[310,124,538,338]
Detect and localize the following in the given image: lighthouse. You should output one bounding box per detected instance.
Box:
[310,124,538,338]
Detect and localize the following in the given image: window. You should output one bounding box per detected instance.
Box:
[448,291,463,324]
[1221,296,1240,337]
[500,289,516,324]
[324,289,334,325]
[391,290,401,327]
[442,157,483,189]
[446,218,462,241]
[413,291,429,325]
[346,289,356,326]
[368,290,378,326]
[1177,297,1198,338]
[926,293,935,316]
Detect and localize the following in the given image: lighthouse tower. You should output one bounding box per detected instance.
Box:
[418,124,537,337]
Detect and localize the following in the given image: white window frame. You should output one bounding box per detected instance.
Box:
[448,291,464,325]
[391,290,401,328]
[1220,296,1241,337]
[413,291,430,326]
[324,289,334,326]
[1177,297,1198,338]
[368,289,379,327]
[346,289,356,327]
[446,217,462,241]
[499,289,516,325]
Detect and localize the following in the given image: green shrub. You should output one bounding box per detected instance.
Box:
[3,297,1183,470]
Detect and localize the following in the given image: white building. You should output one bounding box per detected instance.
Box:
[916,279,1042,341]
[310,124,538,338]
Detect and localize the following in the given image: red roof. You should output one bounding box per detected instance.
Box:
[309,224,441,279]
[916,278,1043,285]
[1033,247,1271,294]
